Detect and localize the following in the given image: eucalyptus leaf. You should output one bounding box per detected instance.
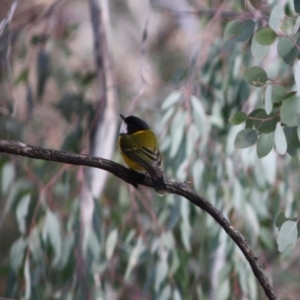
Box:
[277,221,297,252]
[257,132,274,158]
[243,67,268,87]
[255,27,277,45]
[251,37,269,60]
[16,194,31,235]
[277,34,300,65]
[265,85,273,114]
[269,4,285,32]
[105,229,118,260]
[234,129,258,149]
[229,112,247,125]
[274,123,287,155]
[280,95,300,127]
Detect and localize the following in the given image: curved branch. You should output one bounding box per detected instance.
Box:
[0,139,277,300]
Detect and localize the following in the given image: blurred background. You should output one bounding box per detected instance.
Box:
[0,0,299,299]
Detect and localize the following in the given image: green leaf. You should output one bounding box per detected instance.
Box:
[246,109,264,128]
[192,159,204,191]
[255,28,277,45]
[284,126,300,156]
[105,229,118,260]
[224,20,255,42]
[265,85,273,114]
[257,132,274,158]
[155,259,169,291]
[280,95,300,127]
[277,34,300,65]
[253,111,279,133]
[251,37,269,59]
[190,95,206,135]
[269,4,285,32]
[10,237,28,273]
[274,123,287,155]
[272,85,287,103]
[37,49,51,99]
[24,257,31,300]
[224,20,240,40]
[295,0,300,13]
[16,194,31,235]
[42,210,62,268]
[295,61,300,97]
[170,109,186,158]
[161,91,181,110]
[235,19,256,42]
[234,129,258,149]
[243,66,268,87]
[2,162,15,194]
[229,111,247,125]
[277,220,298,252]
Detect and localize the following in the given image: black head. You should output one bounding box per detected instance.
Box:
[120,114,150,134]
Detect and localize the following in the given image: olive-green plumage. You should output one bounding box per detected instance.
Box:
[118,115,167,195]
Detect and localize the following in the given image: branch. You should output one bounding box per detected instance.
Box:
[0,139,277,300]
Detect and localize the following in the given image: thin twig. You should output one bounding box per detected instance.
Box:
[0,138,278,300]
[0,0,20,36]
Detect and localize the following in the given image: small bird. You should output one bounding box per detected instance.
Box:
[118,114,168,195]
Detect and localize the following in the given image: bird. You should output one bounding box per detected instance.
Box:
[118,114,168,195]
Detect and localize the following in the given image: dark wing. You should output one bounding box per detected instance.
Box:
[122,146,167,195]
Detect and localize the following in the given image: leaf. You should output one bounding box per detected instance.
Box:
[293,16,300,34]
[24,257,31,300]
[37,49,51,99]
[277,34,300,65]
[272,85,287,103]
[161,91,181,110]
[229,111,247,125]
[257,132,274,158]
[234,129,258,149]
[295,61,300,97]
[269,4,285,32]
[253,111,279,133]
[284,126,300,156]
[105,229,118,260]
[246,109,264,128]
[275,211,289,228]
[186,124,199,157]
[295,0,300,14]
[125,237,145,280]
[265,85,273,114]
[190,95,206,135]
[243,66,268,87]
[234,19,256,42]
[192,159,204,191]
[2,162,15,194]
[16,194,31,235]
[277,221,298,252]
[42,210,62,267]
[155,259,169,291]
[170,109,186,158]
[274,123,287,155]
[280,95,300,127]
[224,20,240,40]
[10,237,27,273]
[251,37,269,60]
[255,27,277,45]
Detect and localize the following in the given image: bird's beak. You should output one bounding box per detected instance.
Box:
[120,114,125,121]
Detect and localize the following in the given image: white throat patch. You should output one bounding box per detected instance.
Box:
[120,121,128,134]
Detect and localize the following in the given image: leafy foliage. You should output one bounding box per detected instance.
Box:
[1,1,300,300]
